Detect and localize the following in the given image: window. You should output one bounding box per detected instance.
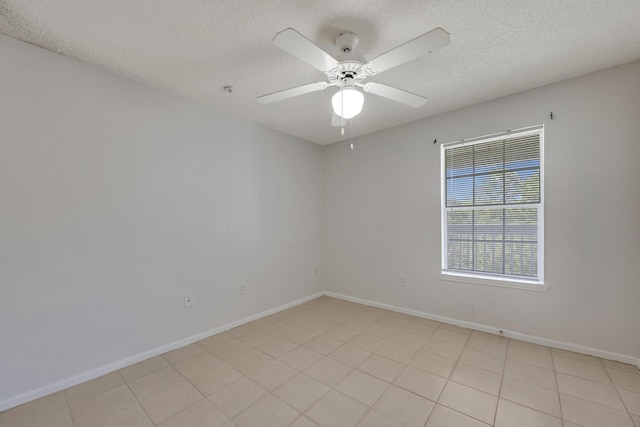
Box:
[441,125,544,288]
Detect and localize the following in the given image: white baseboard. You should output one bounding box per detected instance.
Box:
[325,291,640,368]
[0,291,323,412]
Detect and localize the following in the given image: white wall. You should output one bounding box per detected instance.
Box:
[324,60,640,360]
[0,34,324,407]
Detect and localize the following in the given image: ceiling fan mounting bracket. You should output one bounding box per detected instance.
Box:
[336,32,359,54]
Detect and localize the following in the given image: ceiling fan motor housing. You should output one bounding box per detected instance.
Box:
[336,32,359,54]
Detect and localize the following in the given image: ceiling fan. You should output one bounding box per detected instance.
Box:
[257,27,450,126]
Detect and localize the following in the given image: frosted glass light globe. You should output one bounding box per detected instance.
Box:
[332,88,364,119]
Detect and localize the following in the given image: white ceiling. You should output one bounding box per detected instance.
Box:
[1,0,640,145]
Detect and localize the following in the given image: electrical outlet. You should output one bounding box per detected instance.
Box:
[400,276,406,287]
[239,282,246,295]
[184,293,193,308]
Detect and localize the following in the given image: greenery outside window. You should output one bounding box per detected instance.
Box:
[441,125,544,289]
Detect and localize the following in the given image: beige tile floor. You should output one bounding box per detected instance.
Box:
[2,296,640,427]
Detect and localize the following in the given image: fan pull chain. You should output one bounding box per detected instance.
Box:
[350,117,354,150]
[340,86,345,136]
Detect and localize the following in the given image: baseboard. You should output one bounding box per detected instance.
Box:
[324,291,640,368]
[0,291,324,412]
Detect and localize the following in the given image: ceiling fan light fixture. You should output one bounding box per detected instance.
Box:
[332,88,364,119]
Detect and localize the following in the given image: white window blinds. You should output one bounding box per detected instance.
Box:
[442,127,543,282]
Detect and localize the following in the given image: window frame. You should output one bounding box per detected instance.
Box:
[440,125,546,291]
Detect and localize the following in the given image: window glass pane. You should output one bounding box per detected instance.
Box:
[442,127,542,282]
[505,208,537,242]
[446,176,473,206]
[474,173,504,205]
[504,242,538,277]
[474,140,503,174]
[474,241,503,274]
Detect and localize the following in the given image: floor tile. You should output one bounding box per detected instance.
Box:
[375,341,416,364]
[226,348,273,374]
[438,324,472,335]
[211,340,254,362]
[329,343,371,367]
[494,399,562,427]
[274,373,330,412]
[335,370,389,406]
[507,345,554,369]
[325,326,361,343]
[459,348,505,374]
[303,335,344,355]
[228,323,262,339]
[65,371,124,404]
[233,394,299,427]
[174,351,223,379]
[394,366,446,401]
[247,359,298,391]
[189,362,243,396]
[304,357,353,387]
[438,381,497,425]
[278,346,323,371]
[619,389,640,415]
[357,308,388,323]
[163,343,206,364]
[450,363,502,395]
[358,354,405,383]
[119,356,169,382]
[257,336,298,358]
[432,329,470,346]
[128,365,185,401]
[80,403,152,427]
[349,333,387,352]
[560,393,634,427]
[138,382,203,424]
[208,377,266,418]
[306,390,368,427]
[553,357,611,384]
[356,410,404,427]
[289,415,321,427]
[198,333,234,350]
[500,377,561,417]
[68,384,139,427]
[556,372,624,410]
[158,399,228,427]
[409,351,455,379]
[466,334,508,357]
[423,339,464,361]
[365,324,399,340]
[425,404,491,427]
[551,349,602,366]
[390,331,429,349]
[342,318,375,332]
[373,385,434,427]
[15,407,74,427]
[503,359,557,390]
[607,369,640,393]
[602,360,640,374]
[377,316,409,330]
[240,330,277,348]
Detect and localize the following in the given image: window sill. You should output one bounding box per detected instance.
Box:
[440,272,548,292]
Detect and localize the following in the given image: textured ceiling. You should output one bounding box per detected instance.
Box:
[1,0,640,144]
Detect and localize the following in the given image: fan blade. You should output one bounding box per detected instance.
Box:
[273,28,340,73]
[331,113,344,127]
[363,82,427,107]
[365,27,450,74]
[257,81,328,104]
